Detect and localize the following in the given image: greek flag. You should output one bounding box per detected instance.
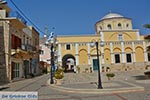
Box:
[50,32,54,39]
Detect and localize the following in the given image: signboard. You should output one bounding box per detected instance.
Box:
[0,92,38,100]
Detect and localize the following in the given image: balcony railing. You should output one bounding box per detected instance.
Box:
[21,44,37,51]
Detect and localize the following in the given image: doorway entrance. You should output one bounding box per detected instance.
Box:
[62,54,75,72]
[93,59,98,71]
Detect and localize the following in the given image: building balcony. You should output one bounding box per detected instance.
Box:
[21,44,39,52]
[11,44,39,59]
[11,47,30,59]
[21,44,32,51]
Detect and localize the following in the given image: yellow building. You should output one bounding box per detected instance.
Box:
[57,13,150,72]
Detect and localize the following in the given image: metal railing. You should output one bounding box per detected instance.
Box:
[21,44,37,51]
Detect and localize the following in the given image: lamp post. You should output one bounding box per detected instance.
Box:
[45,32,56,84]
[50,43,54,84]
[90,40,104,89]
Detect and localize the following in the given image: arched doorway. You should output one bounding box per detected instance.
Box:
[62,54,75,72]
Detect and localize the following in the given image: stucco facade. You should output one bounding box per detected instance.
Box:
[0,4,40,84]
[57,13,150,72]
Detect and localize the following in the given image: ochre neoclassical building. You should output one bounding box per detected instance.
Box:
[57,13,150,72]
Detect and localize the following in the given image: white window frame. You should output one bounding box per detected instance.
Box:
[118,34,123,41]
[107,24,112,30]
[66,44,71,50]
[126,23,129,29]
[118,23,122,29]
[13,63,20,79]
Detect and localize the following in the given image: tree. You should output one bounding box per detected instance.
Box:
[143,24,150,53]
[143,24,150,29]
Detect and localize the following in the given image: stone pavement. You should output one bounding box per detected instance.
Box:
[48,71,147,94]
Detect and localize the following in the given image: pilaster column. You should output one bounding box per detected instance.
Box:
[101,46,104,64]
[110,42,114,64]
[87,43,91,65]
[58,43,62,65]
[136,31,140,40]
[75,43,79,65]
[143,41,148,62]
[121,42,125,63]
[132,42,136,62]
[100,31,104,41]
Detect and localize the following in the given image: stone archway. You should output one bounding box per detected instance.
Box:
[62,54,75,72]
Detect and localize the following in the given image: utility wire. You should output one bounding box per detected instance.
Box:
[9,0,45,35]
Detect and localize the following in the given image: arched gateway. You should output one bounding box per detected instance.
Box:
[62,54,76,72]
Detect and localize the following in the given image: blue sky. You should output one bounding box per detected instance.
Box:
[6,0,150,36]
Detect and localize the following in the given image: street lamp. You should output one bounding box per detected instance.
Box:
[45,33,56,84]
[90,39,104,89]
[50,39,54,84]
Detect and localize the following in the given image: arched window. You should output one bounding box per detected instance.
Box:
[118,23,122,29]
[118,34,123,41]
[126,24,129,28]
[107,24,112,30]
[99,26,102,30]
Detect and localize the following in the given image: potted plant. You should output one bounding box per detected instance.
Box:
[144,71,150,79]
[106,73,115,80]
[54,68,64,85]
[85,68,89,73]
[106,67,110,72]
[102,66,105,72]
[145,65,150,70]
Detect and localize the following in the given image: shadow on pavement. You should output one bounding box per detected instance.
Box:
[0,87,9,91]
[133,75,147,80]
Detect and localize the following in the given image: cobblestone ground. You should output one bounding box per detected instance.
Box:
[63,70,145,84]
[1,70,150,100]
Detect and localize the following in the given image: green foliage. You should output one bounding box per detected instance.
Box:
[146,46,150,53]
[56,68,64,73]
[106,73,115,78]
[54,73,64,79]
[143,24,150,54]
[54,68,64,79]
[143,24,150,29]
